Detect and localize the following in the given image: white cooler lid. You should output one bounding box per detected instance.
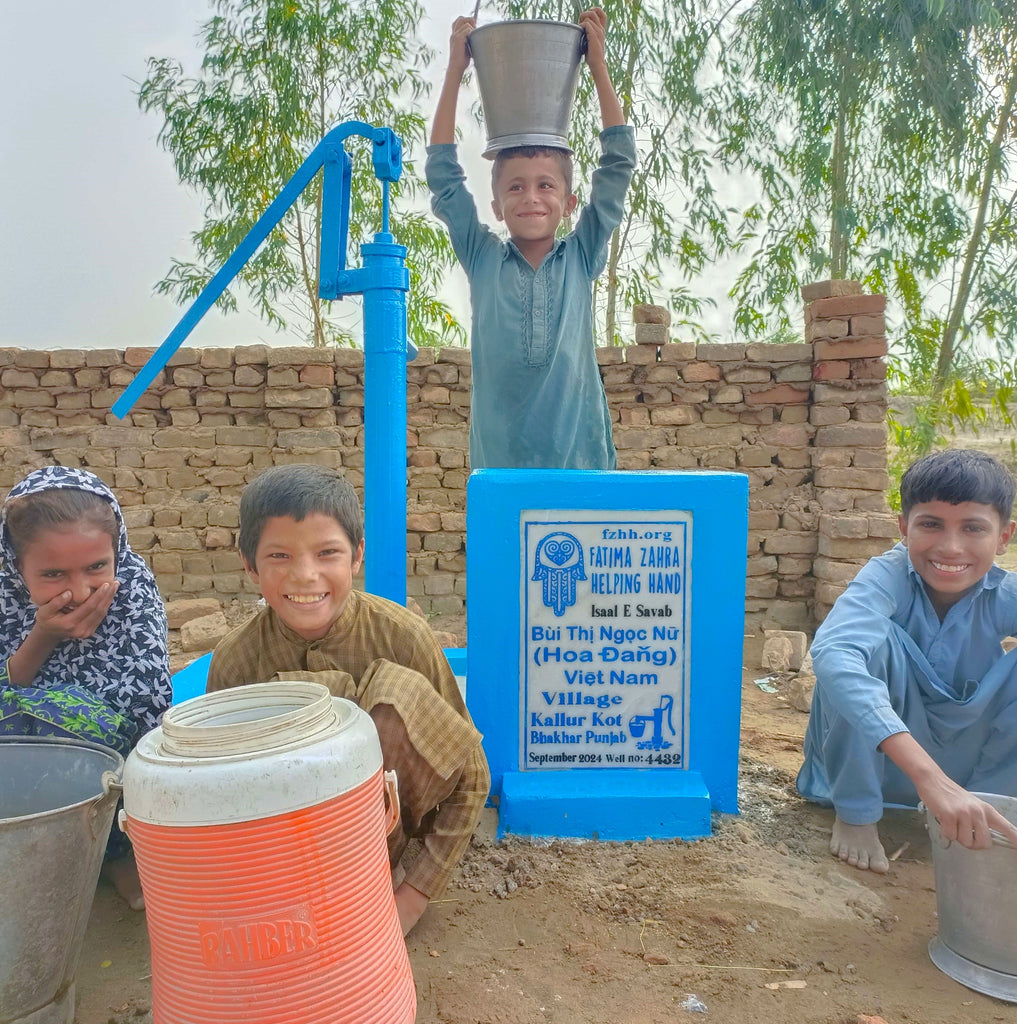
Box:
[124,682,383,826]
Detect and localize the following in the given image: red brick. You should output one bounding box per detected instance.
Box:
[268,346,332,366]
[407,513,441,532]
[801,279,863,301]
[849,314,885,335]
[299,364,336,385]
[813,337,888,360]
[124,347,158,367]
[658,343,697,362]
[596,347,624,365]
[436,347,471,365]
[624,345,658,365]
[745,343,813,363]
[815,423,886,447]
[758,424,811,448]
[619,406,651,425]
[696,343,745,361]
[407,348,435,367]
[851,357,887,381]
[682,362,721,382]
[810,294,886,318]
[813,361,850,381]
[744,384,810,405]
[806,318,848,342]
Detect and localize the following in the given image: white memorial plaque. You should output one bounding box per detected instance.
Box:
[521,510,692,770]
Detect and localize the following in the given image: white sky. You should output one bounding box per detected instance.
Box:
[0,0,493,351]
[5,4,998,363]
[2,2,748,354]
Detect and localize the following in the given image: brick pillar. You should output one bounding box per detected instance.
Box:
[814,512,899,617]
[804,280,896,620]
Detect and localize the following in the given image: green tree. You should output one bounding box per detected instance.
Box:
[722,0,1017,472]
[919,3,1017,383]
[501,0,737,344]
[724,0,1017,393]
[139,0,464,348]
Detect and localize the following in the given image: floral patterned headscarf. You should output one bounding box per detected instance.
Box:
[0,466,171,733]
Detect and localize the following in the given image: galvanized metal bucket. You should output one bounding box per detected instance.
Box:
[468,20,585,158]
[0,737,124,1024]
[927,792,1017,1002]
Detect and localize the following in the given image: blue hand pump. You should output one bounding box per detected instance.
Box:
[111,121,413,605]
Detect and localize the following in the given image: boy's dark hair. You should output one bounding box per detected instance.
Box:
[900,449,1016,521]
[491,146,574,195]
[6,489,118,562]
[238,464,364,566]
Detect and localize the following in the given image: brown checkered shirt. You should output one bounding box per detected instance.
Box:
[207,589,490,898]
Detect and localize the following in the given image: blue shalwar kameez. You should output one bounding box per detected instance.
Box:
[425,126,637,470]
[797,543,1017,823]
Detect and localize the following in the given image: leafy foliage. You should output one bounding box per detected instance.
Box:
[887,357,1016,509]
[724,0,1017,390]
[139,0,464,347]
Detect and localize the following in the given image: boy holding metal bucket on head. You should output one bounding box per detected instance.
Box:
[428,8,636,470]
[797,449,1017,872]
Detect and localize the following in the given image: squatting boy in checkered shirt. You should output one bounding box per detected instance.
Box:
[207,464,490,935]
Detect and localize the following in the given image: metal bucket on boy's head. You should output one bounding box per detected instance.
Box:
[122,680,415,1024]
[468,19,586,158]
[926,792,1017,1002]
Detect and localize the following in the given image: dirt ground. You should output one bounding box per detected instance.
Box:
[75,427,1017,1023]
[70,670,1016,1024]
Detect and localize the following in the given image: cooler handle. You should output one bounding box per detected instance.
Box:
[383,770,401,835]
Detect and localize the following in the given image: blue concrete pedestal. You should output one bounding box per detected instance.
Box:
[467,469,748,842]
[499,768,711,841]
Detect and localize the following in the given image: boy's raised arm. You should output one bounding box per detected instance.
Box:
[580,7,624,129]
[431,17,475,145]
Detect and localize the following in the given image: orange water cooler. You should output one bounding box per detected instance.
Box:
[123,681,415,1024]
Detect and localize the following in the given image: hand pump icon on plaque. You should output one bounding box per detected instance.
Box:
[629,695,677,752]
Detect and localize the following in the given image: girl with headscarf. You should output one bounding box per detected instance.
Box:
[0,466,171,907]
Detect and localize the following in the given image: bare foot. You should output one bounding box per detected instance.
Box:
[830,818,889,873]
[103,853,145,911]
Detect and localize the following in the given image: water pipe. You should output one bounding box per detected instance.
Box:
[111,121,413,605]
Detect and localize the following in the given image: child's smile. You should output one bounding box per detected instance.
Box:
[899,499,1015,615]
[245,512,364,641]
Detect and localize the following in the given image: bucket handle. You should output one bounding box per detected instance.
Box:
[87,770,124,840]
[383,770,401,836]
[482,2,584,24]
[102,769,124,799]
[920,803,951,850]
[921,802,1017,852]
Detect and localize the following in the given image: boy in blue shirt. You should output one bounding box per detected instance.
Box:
[427,8,636,470]
[798,449,1017,872]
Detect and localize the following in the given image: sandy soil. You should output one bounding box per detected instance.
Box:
[66,427,1017,1022]
[70,673,1014,1024]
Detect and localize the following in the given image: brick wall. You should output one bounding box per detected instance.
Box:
[0,282,895,635]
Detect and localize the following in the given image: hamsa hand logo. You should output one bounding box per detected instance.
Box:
[532,532,586,617]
